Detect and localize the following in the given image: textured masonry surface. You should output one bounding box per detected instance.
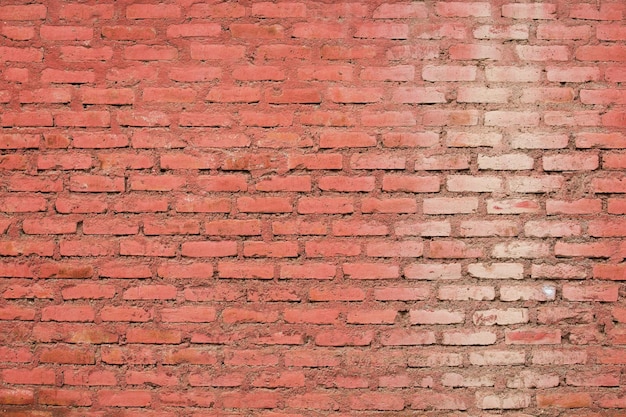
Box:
[0,0,625,416]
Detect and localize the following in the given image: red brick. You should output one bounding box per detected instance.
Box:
[0,134,39,150]
[0,154,28,171]
[126,4,180,19]
[40,25,93,41]
[474,24,529,39]
[41,305,95,322]
[457,87,510,104]
[423,65,477,81]
[599,394,626,408]
[382,175,439,192]
[40,347,95,364]
[362,66,416,83]
[297,66,353,82]
[429,240,484,258]
[566,371,620,387]
[546,111,601,126]
[374,286,430,301]
[0,388,34,405]
[525,221,581,237]
[545,199,600,215]
[477,392,532,409]
[350,393,404,410]
[39,389,92,406]
[190,44,245,60]
[593,264,626,281]
[62,283,115,300]
[280,263,336,280]
[181,113,230,128]
[438,285,495,301]
[204,219,260,236]
[563,284,619,302]
[414,23,467,40]
[570,3,623,20]
[392,87,446,104]
[577,45,626,61]
[309,287,364,303]
[436,2,491,17]
[323,45,379,60]
[606,66,626,82]
[255,176,311,192]
[316,2,368,17]
[283,308,339,324]
[505,328,561,344]
[2,112,53,127]
[577,133,626,149]
[166,23,220,38]
[102,26,156,40]
[107,66,158,86]
[292,23,346,38]
[354,23,408,39]
[20,88,71,103]
[123,285,177,300]
[240,111,293,127]
[272,220,328,235]
[7,175,62,192]
[157,263,213,280]
[447,175,502,192]
[314,241,371,261]
[222,391,279,409]
[362,198,417,213]
[187,2,246,18]
[2,26,34,40]
[503,3,556,19]
[238,197,292,213]
[424,197,478,214]
[0,46,42,62]
[97,390,151,407]
[361,111,416,127]
[231,24,284,39]
[412,392,469,410]
[298,197,353,214]
[0,4,46,20]
[100,307,151,323]
[543,153,599,171]
[343,263,399,279]
[181,241,237,257]
[460,220,519,237]
[125,45,177,61]
[589,219,626,236]
[366,241,423,258]
[450,44,503,60]
[169,66,221,82]
[332,220,389,236]
[218,262,274,279]
[609,198,626,213]
[424,110,479,126]
[2,367,55,385]
[592,177,626,193]
[522,87,575,103]
[442,330,497,345]
[327,87,383,104]
[374,3,428,18]
[547,66,600,82]
[244,241,299,258]
[485,65,541,82]
[537,393,592,408]
[410,309,464,324]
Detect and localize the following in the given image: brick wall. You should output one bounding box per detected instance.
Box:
[1,0,625,415]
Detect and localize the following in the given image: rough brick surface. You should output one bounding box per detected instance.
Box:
[0,0,625,415]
